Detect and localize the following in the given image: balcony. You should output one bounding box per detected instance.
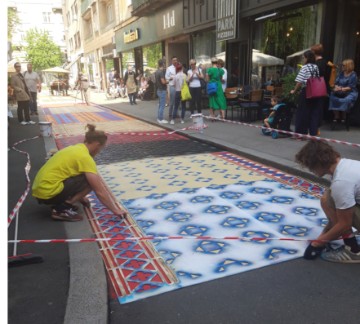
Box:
[81,0,95,15]
[132,0,174,17]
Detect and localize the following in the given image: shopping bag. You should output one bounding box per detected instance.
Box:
[181,76,192,101]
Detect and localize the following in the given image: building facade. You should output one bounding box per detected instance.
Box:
[61,0,360,121]
[8,0,65,62]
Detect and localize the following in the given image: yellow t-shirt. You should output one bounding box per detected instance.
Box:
[32,143,97,200]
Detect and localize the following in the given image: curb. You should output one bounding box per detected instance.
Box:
[39,109,109,324]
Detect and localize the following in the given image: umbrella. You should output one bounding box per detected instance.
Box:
[43,67,70,94]
[252,49,284,66]
[42,67,70,74]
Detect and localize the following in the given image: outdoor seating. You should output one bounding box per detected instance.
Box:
[224,87,240,120]
[237,89,264,122]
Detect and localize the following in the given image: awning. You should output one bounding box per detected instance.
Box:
[64,54,82,70]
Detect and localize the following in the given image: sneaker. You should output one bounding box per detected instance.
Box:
[20,121,28,125]
[157,119,162,123]
[160,120,168,124]
[321,245,360,263]
[51,208,83,222]
[27,121,36,125]
[170,119,175,125]
[181,119,184,124]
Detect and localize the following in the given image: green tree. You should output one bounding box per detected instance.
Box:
[8,7,20,40]
[24,28,63,71]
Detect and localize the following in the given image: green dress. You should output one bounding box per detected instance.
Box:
[207,67,227,110]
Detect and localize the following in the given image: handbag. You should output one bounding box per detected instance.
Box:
[207,68,221,96]
[305,65,327,99]
[207,82,217,95]
[181,75,192,101]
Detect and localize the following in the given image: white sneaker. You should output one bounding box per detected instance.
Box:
[20,121,28,125]
[181,119,184,124]
[161,120,169,124]
[170,120,175,125]
[157,119,162,123]
[28,121,36,125]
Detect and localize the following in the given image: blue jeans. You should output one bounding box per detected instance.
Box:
[168,85,176,118]
[173,91,186,119]
[157,89,167,120]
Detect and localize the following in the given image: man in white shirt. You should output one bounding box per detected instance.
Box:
[23,63,41,115]
[165,56,178,120]
[295,140,360,263]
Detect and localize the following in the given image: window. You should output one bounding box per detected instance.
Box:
[251,4,320,88]
[42,12,51,23]
[106,3,113,22]
[66,12,70,26]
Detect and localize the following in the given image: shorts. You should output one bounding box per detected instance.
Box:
[37,174,90,206]
[325,189,360,231]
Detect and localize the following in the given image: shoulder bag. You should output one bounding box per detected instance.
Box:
[207,68,219,96]
[306,64,327,99]
[181,75,192,101]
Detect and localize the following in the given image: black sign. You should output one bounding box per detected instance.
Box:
[216,0,237,42]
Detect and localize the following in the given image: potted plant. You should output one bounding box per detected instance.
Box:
[280,72,299,109]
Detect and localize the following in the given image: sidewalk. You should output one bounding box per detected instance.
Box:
[87,89,360,185]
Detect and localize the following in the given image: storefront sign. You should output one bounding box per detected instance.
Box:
[163,10,175,30]
[216,0,237,41]
[124,29,140,43]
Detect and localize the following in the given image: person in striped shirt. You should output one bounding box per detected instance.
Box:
[290,50,322,136]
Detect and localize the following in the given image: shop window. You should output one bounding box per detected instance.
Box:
[142,43,163,78]
[252,4,320,89]
[193,30,225,71]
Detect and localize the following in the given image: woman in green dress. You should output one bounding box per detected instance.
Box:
[206,57,227,119]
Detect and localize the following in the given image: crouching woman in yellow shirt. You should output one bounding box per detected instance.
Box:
[32,124,127,221]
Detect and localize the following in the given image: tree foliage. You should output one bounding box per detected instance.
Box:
[24,28,63,71]
[8,7,20,40]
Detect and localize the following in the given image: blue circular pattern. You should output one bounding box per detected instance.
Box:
[178,224,208,236]
[269,196,294,204]
[220,191,244,200]
[236,201,261,210]
[204,205,231,214]
[166,212,193,222]
[293,206,319,217]
[155,201,181,210]
[221,217,250,228]
[248,187,273,194]
[194,240,228,254]
[242,231,273,244]
[190,195,214,203]
[280,225,310,237]
[255,212,284,223]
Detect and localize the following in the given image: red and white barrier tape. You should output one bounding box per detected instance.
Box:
[202,115,360,148]
[8,136,39,227]
[7,232,359,244]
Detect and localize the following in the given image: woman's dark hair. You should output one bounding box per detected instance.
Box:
[303,50,316,64]
[175,62,183,73]
[84,124,107,145]
[295,140,340,172]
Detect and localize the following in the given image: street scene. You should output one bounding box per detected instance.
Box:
[8,88,360,323]
[7,0,360,323]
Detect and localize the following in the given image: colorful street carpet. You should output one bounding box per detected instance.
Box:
[44,103,327,304]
